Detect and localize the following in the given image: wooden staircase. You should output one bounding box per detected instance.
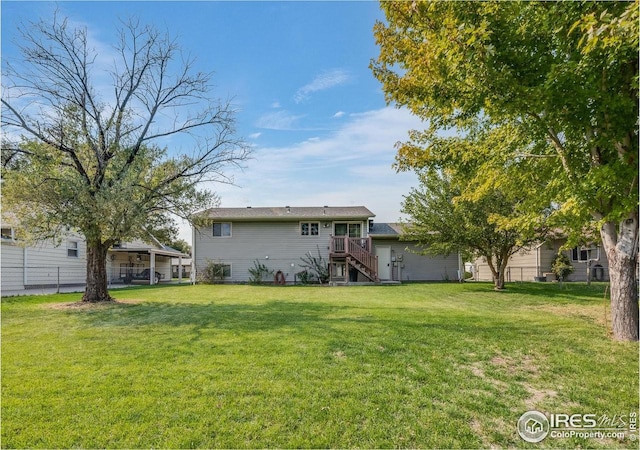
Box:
[329,236,379,283]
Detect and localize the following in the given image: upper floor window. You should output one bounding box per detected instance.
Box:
[1,227,14,240]
[334,223,362,238]
[213,222,232,237]
[300,222,319,236]
[67,241,79,258]
[571,246,596,262]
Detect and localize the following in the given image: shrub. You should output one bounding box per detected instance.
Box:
[299,246,330,284]
[197,260,229,284]
[248,260,274,284]
[551,253,574,281]
[296,270,314,285]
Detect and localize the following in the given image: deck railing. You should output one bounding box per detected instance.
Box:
[329,236,378,281]
[330,236,371,254]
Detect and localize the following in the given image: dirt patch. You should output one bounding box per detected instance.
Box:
[44,299,143,310]
[523,383,557,410]
[534,304,609,329]
[332,350,347,360]
[490,354,539,376]
[465,362,508,389]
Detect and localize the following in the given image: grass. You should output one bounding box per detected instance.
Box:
[1,282,638,448]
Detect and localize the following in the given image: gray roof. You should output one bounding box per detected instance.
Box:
[369,222,404,238]
[200,206,375,221]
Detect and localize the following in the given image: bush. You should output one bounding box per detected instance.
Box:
[248,260,274,284]
[197,260,229,284]
[551,253,574,281]
[296,270,314,285]
[299,246,330,284]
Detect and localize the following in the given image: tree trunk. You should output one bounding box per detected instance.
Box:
[601,217,639,341]
[495,262,507,290]
[485,256,506,290]
[82,241,113,302]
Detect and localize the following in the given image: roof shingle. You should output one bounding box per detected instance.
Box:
[199,206,375,221]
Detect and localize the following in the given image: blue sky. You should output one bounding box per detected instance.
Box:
[2,1,425,243]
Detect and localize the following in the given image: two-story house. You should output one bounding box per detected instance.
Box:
[193,206,461,284]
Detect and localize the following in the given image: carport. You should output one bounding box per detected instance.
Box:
[108,246,189,285]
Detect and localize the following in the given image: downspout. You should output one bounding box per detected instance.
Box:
[23,246,28,288]
[191,225,196,285]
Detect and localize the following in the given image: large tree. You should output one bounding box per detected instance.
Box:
[1,15,249,302]
[400,124,552,290]
[372,1,638,341]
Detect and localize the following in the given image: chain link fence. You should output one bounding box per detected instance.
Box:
[474,265,610,283]
[2,264,191,296]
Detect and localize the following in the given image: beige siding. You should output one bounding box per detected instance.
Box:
[474,240,610,282]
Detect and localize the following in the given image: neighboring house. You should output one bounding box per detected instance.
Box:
[172,257,192,279]
[1,225,86,292]
[1,222,188,294]
[473,238,610,283]
[193,206,461,284]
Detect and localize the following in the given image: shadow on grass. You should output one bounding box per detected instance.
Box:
[63,296,596,349]
[462,281,609,303]
[70,300,355,334]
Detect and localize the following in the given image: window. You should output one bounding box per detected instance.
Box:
[67,241,79,258]
[571,246,596,262]
[216,264,232,278]
[300,222,319,236]
[334,223,362,238]
[213,222,232,237]
[1,227,13,240]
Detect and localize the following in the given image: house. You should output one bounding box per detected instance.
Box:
[192,206,461,284]
[1,222,189,295]
[473,238,610,282]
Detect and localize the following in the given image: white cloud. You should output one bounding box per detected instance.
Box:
[271,101,281,109]
[255,110,306,130]
[333,111,346,118]
[248,132,262,139]
[210,106,425,222]
[294,69,351,103]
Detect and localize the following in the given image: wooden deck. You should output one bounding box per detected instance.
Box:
[329,236,379,283]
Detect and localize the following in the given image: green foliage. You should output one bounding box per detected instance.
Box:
[551,253,574,281]
[1,16,248,301]
[400,125,550,289]
[248,260,274,285]
[168,239,192,256]
[372,0,638,238]
[198,260,229,284]
[299,246,330,284]
[296,270,314,285]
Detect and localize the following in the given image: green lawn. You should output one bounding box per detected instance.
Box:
[2,283,638,448]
